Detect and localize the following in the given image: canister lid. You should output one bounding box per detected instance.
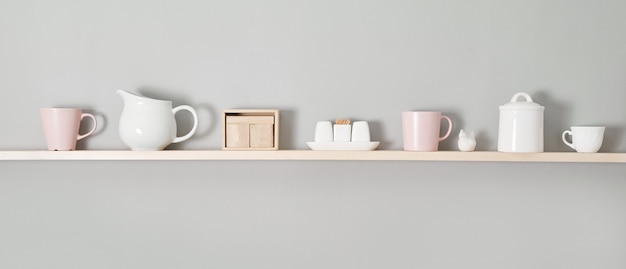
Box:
[499,92,544,111]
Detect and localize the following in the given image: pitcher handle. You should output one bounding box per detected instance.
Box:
[438,115,453,142]
[172,105,199,143]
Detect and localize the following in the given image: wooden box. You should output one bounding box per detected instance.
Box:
[222,109,279,150]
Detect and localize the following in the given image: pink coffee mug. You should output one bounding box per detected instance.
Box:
[40,108,97,151]
[402,111,453,151]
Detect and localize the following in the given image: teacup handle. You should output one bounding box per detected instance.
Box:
[77,113,97,141]
[172,105,199,143]
[439,115,453,142]
[562,130,576,150]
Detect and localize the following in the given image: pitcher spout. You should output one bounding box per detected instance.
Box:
[117,89,152,105]
[117,90,170,104]
[116,89,133,101]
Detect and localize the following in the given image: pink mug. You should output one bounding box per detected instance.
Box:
[402,111,453,151]
[40,108,97,151]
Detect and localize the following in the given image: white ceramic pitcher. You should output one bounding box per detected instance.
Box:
[117,90,198,151]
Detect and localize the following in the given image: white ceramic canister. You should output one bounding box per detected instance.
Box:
[497,92,544,153]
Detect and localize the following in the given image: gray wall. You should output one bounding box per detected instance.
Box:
[1,0,626,268]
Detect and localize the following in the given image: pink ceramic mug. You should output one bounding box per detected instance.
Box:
[402,111,453,151]
[40,108,97,151]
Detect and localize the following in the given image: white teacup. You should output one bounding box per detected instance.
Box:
[562,126,605,153]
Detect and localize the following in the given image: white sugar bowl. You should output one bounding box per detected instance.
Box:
[497,92,544,153]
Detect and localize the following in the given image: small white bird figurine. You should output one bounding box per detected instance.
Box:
[458,129,476,152]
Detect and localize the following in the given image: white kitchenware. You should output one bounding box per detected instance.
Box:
[497,92,544,153]
[314,121,333,142]
[351,121,371,142]
[457,129,476,152]
[306,141,379,151]
[562,126,605,153]
[117,90,199,151]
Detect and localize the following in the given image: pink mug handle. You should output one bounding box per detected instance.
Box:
[438,115,453,142]
[77,113,97,140]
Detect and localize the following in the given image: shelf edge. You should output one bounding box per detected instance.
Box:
[0,150,625,163]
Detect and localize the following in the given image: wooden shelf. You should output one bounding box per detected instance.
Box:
[1,150,626,163]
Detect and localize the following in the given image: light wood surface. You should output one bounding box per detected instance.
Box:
[226,116,274,124]
[223,109,279,150]
[249,124,274,148]
[1,150,626,163]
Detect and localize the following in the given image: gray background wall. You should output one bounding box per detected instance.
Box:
[1,0,625,268]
